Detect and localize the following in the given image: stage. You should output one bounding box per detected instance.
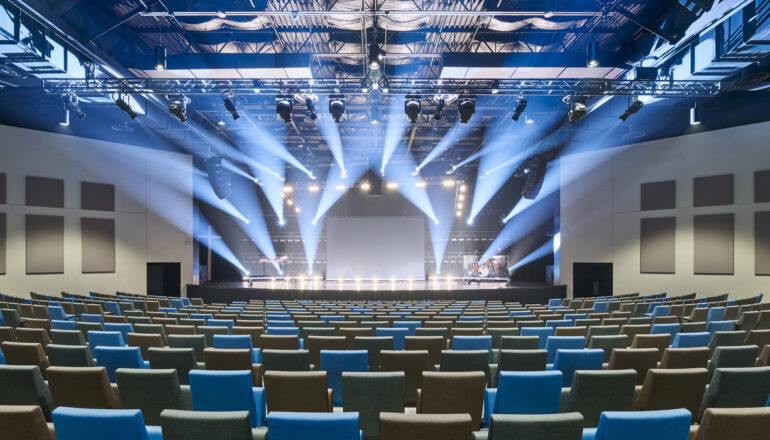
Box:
[186,280,566,303]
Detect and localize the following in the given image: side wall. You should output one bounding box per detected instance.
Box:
[560,121,770,299]
[0,124,193,297]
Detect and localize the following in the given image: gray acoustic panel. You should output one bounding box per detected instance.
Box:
[26,176,64,208]
[81,182,115,211]
[755,170,770,203]
[694,214,734,275]
[0,213,5,275]
[0,173,5,204]
[26,215,64,274]
[640,180,676,211]
[756,212,770,276]
[693,174,733,207]
[81,218,115,273]
[640,217,676,274]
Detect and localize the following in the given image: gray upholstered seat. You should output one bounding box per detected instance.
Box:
[708,345,759,381]
[499,336,540,350]
[261,349,311,372]
[49,330,87,346]
[697,366,770,422]
[472,413,584,440]
[342,372,405,440]
[0,365,56,420]
[159,409,262,440]
[588,335,629,363]
[707,331,747,358]
[354,336,394,371]
[563,369,636,427]
[45,344,96,367]
[115,368,189,425]
[197,326,229,347]
[168,334,207,360]
[148,347,199,385]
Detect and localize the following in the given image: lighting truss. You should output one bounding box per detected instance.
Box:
[41,78,721,97]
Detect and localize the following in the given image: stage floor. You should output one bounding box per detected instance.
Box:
[215,279,512,291]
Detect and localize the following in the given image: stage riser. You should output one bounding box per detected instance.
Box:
[186,284,566,304]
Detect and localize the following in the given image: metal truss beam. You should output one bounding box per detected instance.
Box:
[41,78,722,97]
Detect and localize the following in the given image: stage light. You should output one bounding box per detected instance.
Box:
[404,95,421,123]
[292,10,299,21]
[168,96,188,122]
[217,120,226,126]
[294,206,301,213]
[690,103,701,125]
[619,99,644,122]
[335,184,346,191]
[222,95,240,120]
[305,98,317,120]
[415,180,427,188]
[386,182,398,190]
[457,202,463,209]
[279,218,286,226]
[512,98,527,121]
[282,185,293,193]
[458,97,475,123]
[568,96,587,124]
[276,97,293,123]
[460,184,467,192]
[59,108,69,126]
[154,45,166,70]
[587,41,599,67]
[368,43,382,70]
[329,95,346,122]
[114,94,137,119]
[456,210,462,217]
[370,107,380,125]
[467,217,474,225]
[361,182,371,191]
[458,194,465,201]
[308,185,320,192]
[433,98,445,121]
[442,178,455,188]
[287,199,293,206]
[62,94,85,120]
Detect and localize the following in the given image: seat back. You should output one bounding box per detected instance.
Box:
[261,349,310,372]
[115,368,185,425]
[438,350,488,376]
[659,347,709,369]
[46,366,120,409]
[488,413,584,440]
[94,346,146,382]
[697,366,770,422]
[307,336,347,367]
[0,404,53,440]
[499,336,540,350]
[51,407,150,440]
[167,334,206,360]
[707,331,746,358]
[267,411,360,440]
[259,334,299,350]
[404,336,444,365]
[263,370,330,413]
[593,408,691,440]
[564,369,636,428]
[378,412,472,440]
[633,368,709,422]
[87,331,125,354]
[551,349,604,386]
[147,347,196,385]
[694,407,770,440]
[418,371,485,431]
[126,333,165,360]
[354,336,393,371]
[607,348,659,385]
[544,336,586,364]
[189,370,262,427]
[0,341,50,376]
[159,409,253,440]
[49,329,86,346]
[497,349,547,373]
[494,370,562,415]
[708,345,760,380]
[342,372,405,440]
[379,350,430,406]
[46,344,94,367]
[15,328,51,346]
[0,365,55,420]
[319,350,368,404]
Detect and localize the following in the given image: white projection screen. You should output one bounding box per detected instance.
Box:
[326,217,425,279]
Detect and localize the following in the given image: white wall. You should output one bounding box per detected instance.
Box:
[560,121,770,299]
[0,124,193,297]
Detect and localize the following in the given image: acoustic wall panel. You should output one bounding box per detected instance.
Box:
[0,173,5,204]
[640,180,676,211]
[694,214,734,275]
[0,213,5,275]
[82,218,115,273]
[26,176,64,208]
[693,174,733,207]
[81,182,115,211]
[756,212,770,276]
[26,215,64,274]
[756,170,770,203]
[640,217,676,274]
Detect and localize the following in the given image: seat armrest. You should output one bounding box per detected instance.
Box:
[179,385,193,410]
[110,383,122,408]
[252,364,263,387]
[471,430,489,440]
[582,428,598,440]
[416,389,421,412]
[146,426,163,440]
[483,388,497,428]
[327,388,334,412]
[252,387,266,426]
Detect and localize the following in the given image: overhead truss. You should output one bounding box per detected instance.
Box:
[41,78,721,97]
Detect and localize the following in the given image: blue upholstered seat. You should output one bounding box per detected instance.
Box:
[546,320,573,329]
[319,350,369,404]
[266,411,361,440]
[88,331,126,353]
[544,336,586,364]
[650,323,680,339]
[375,328,410,350]
[52,320,78,330]
[51,407,161,440]
[94,346,149,382]
[393,321,421,335]
[483,370,562,426]
[581,409,691,440]
[103,323,134,341]
[671,332,711,348]
[267,320,296,328]
[520,327,555,349]
[706,320,735,334]
[48,306,75,321]
[213,334,261,363]
[82,314,105,324]
[189,370,266,427]
[546,349,603,386]
[206,319,235,331]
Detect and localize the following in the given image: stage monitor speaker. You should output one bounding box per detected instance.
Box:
[365,170,382,196]
[204,156,232,200]
[521,157,546,200]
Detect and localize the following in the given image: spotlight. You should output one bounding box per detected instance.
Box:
[62,94,85,119]
[370,107,380,125]
[433,98,445,121]
[619,98,644,122]
[168,96,188,123]
[587,41,599,67]
[329,95,346,123]
[222,95,239,120]
[59,108,69,126]
[442,178,455,188]
[386,182,398,190]
[276,96,293,123]
[292,10,299,21]
[404,95,421,123]
[458,97,475,123]
[512,98,527,121]
[568,96,587,124]
[309,185,320,192]
[415,181,427,188]
[114,94,137,119]
[154,45,166,70]
[368,43,381,70]
[690,103,701,125]
[305,98,317,120]
[361,182,371,191]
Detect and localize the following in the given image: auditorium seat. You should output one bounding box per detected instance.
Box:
[670,332,712,348]
[203,348,261,385]
[87,330,126,354]
[632,368,708,421]
[658,347,709,369]
[379,350,431,406]
[588,335,629,363]
[744,329,770,347]
[81,313,106,324]
[708,330,746,357]
[52,407,160,440]
[697,367,770,422]
[167,334,206,359]
[50,329,87,346]
[267,411,359,440]
[582,408,691,440]
[133,323,168,342]
[379,412,472,440]
[554,326,588,337]
[259,334,300,350]
[341,372,405,440]
[189,370,265,427]
[451,335,492,355]
[483,370,562,426]
[159,409,259,440]
[375,328,410,350]
[51,319,78,330]
[0,365,55,420]
[404,336,444,365]
[544,336,586,364]
[563,369,636,428]
[499,335,540,350]
[76,322,104,340]
[439,350,488,378]
[46,344,96,367]
[354,336,393,371]
[0,404,55,440]
[693,407,770,440]
[126,333,166,360]
[263,371,332,413]
[547,349,603,386]
[417,371,485,430]
[473,413,584,440]
[708,345,760,380]
[147,347,197,384]
[95,346,149,382]
[757,345,770,366]
[15,328,51,346]
[307,336,347,367]
[1,309,25,328]
[115,368,188,425]
[47,366,121,409]
[213,334,261,363]
[0,341,49,376]
[519,327,554,349]
[260,349,310,373]
[607,348,659,385]
[319,350,368,404]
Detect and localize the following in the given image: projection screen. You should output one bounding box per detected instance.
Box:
[326,217,425,279]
